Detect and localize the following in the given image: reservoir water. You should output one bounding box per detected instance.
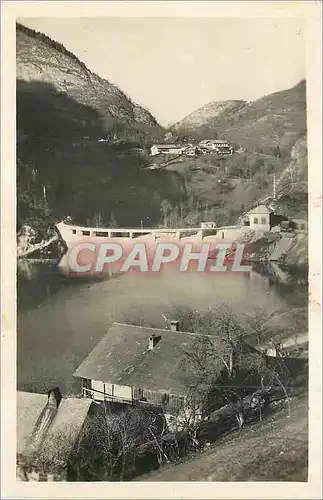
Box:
[17,259,307,396]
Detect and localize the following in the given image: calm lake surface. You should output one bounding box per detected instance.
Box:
[17,259,307,396]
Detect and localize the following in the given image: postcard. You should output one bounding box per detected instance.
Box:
[1,1,322,498]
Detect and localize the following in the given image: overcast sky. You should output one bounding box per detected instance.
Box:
[19,17,305,126]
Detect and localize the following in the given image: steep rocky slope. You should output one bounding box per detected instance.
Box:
[16,23,158,129]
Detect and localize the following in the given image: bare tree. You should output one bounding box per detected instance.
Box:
[160,199,172,228]
[194,304,247,377]
[243,307,282,347]
[171,304,289,433]
[69,404,166,481]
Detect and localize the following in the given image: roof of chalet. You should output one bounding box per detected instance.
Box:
[73,323,225,396]
[17,391,92,466]
[152,144,182,149]
[248,204,272,215]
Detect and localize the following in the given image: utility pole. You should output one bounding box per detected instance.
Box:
[218,179,225,225]
[273,174,276,200]
[43,184,47,204]
[42,184,48,211]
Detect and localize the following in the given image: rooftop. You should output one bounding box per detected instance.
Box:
[152,144,180,149]
[73,322,224,396]
[17,392,48,456]
[17,391,92,465]
[199,139,230,144]
[248,204,272,215]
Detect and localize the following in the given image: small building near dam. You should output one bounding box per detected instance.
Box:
[200,221,217,229]
[245,204,305,234]
[246,204,272,232]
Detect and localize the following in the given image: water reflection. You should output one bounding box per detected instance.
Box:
[17,259,103,312]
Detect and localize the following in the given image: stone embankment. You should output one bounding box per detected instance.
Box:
[17,225,65,259]
[239,229,307,266]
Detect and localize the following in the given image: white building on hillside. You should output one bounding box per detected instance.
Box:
[247,205,272,232]
[150,144,185,156]
[198,139,233,155]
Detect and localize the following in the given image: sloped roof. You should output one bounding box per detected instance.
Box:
[17,392,48,456]
[199,139,230,144]
[73,323,224,396]
[248,204,272,215]
[17,391,92,463]
[152,144,179,149]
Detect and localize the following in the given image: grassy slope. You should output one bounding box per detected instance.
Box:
[136,395,308,482]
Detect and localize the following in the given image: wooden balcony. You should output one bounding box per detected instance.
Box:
[82,387,133,405]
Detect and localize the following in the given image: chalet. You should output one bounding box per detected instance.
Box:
[246,205,273,232]
[73,322,224,408]
[17,389,91,481]
[198,139,233,155]
[150,144,185,156]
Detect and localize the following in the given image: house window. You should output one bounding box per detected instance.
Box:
[261,217,267,224]
[82,230,90,236]
[72,230,76,234]
[253,217,259,224]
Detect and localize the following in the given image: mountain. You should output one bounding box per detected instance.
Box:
[172,81,306,156]
[16,23,158,130]
[172,100,246,131]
